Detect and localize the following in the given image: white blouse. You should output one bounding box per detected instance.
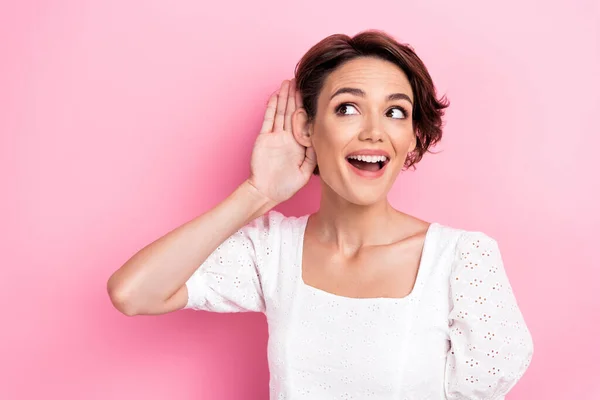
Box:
[185,211,534,399]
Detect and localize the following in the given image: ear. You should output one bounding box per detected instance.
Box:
[292,108,313,148]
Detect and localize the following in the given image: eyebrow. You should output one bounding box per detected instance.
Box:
[330,87,413,105]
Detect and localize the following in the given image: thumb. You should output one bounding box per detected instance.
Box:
[300,146,317,177]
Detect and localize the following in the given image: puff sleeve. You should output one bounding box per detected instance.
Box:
[184,211,282,313]
[445,231,534,399]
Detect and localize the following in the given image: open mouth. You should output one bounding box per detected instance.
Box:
[346,155,389,172]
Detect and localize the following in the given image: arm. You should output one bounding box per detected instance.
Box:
[107,79,315,316]
[445,231,534,399]
[107,180,275,316]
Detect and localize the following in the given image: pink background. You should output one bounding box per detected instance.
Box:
[2,0,599,398]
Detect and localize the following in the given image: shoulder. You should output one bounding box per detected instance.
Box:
[245,211,306,282]
[430,223,505,284]
[250,210,307,229]
[432,222,499,251]
[244,210,308,240]
[427,222,502,270]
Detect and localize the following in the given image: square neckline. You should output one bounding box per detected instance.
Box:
[295,214,439,303]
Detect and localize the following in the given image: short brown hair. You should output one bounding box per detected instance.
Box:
[294,30,449,172]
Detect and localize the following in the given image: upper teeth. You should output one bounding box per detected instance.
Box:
[347,155,388,163]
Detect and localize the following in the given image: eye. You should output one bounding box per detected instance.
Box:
[336,103,359,116]
[387,107,407,119]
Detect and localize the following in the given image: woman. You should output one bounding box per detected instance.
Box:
[108,30,534,399]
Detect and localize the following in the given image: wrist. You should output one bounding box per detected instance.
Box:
[235,180,278,220]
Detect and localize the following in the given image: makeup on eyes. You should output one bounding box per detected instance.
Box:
[334,102,410,119]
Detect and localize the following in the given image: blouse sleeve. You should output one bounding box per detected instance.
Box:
[445,231,534,399]
[183,211,282,313]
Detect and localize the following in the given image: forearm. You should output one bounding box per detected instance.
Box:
[107,180,276,315]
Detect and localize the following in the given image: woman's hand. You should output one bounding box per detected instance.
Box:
[247,79,316,204]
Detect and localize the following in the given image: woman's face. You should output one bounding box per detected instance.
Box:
[309,56,416,206]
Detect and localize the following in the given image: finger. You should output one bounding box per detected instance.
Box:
[284,79,296,132]
[260,91,278,134]
[274,80,290,132]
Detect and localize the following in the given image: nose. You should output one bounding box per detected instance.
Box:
[358,114,384,142]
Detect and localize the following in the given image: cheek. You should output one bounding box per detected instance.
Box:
[312,121,344,157]
[389,124,415,152]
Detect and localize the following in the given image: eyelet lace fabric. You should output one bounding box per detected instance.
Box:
[185,211,533,399]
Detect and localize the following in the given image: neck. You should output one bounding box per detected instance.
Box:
[312,183,400,253]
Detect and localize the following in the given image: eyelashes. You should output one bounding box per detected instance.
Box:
[335,103,359,116]
[386,106,409,119]
[334,102,409,119]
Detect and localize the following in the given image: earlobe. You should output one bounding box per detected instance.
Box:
[292,108,313,148]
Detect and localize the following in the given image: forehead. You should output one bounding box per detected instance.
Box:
[322,56,413,99]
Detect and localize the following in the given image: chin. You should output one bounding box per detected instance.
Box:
[323,175,392,207]
[319,162,399,206]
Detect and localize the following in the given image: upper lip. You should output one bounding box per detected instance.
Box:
[346,149,391,159]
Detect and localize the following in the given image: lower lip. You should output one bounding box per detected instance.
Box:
[347,160,388,179]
